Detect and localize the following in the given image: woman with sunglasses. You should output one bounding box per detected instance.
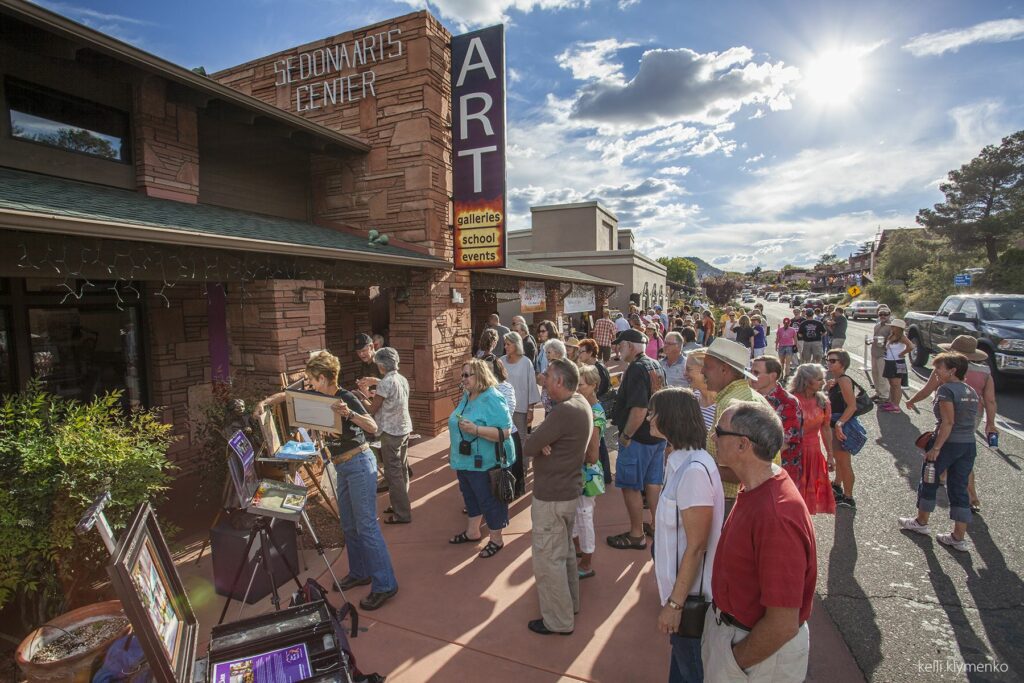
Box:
[826,350,868,509]
[788,363,836,514]
[448,359,516,559]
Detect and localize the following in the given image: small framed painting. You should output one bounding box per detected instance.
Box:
[108,503,198,682]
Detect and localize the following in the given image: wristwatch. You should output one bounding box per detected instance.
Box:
[666,598,683,611]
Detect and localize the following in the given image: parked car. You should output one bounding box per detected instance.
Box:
[742,294,755,303]
[767,293,780,302]
[803,297,825,309]
[904,294,1024,388]
[847,300,881,320]
[779,294,792,302]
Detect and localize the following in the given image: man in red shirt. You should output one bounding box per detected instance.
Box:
[593,310,616,363]
[748,356,804,486]
[702,401,816,682]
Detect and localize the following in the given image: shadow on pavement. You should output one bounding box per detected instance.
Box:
[824,510,881,678]
[874,410,939,496]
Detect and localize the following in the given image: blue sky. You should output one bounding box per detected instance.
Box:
[36,0,1024,270]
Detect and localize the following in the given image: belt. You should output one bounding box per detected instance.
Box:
[712,603,751,632]
[331,444,371,465]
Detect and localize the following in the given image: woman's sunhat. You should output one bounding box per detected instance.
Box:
[889,318,907,330]
[938,335,988,361]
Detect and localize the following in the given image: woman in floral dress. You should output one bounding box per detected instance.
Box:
[788,363,836,514]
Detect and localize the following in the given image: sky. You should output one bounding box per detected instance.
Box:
[35,0,1024,271]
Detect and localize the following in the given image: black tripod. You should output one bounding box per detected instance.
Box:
[217,515,303,624]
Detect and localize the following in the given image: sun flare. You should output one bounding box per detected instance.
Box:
[802,49,865,105]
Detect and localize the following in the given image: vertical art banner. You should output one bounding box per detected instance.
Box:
[452,25,506,269]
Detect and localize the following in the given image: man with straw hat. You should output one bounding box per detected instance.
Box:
[702,338,775,515]
[906,335,998,513]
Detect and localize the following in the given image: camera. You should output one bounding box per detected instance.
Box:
[459,440,472,456]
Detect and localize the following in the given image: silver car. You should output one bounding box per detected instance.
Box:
[848,300,881,320]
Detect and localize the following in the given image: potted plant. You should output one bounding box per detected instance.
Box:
[0,382,174,677]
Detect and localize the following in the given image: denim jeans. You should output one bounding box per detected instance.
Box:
[917,441,976,523]
[335,449,398,592]
[669,633,704,683]
[457,469,509,530]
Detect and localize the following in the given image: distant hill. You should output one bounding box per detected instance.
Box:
[683,256,726,279]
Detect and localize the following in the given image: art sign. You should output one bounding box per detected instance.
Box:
[452,25,507,270]
[520,282,546,313]
[564,285,596,314]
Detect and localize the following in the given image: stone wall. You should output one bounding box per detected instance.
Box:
[133,75,200,203]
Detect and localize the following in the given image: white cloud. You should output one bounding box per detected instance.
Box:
[729,100,1007,218]
[401,0,585,27]
[687,132,736,157]
[745,153,765,163]
[508,67,522,83]
[618,0,641,9]
[660,166,691,176]
[565,44,800,126]
[903,17,1024,57]
[557,39,638,85]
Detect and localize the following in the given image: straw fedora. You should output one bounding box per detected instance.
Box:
[938,335,988,361]
[705,338,756,380]
[889,318,907,330]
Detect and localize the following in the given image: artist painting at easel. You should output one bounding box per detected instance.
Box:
[255,351,399,611]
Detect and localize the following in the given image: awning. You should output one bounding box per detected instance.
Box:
[477,257,621,288]
[0,168,448,269]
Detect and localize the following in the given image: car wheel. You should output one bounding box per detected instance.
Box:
[909,332,928,367]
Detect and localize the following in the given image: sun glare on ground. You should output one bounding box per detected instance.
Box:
[802,48,866,105]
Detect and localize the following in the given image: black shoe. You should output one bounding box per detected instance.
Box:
[837,496,856,509]
[334,574,372,592]
[831,483,843,501]
[528,618,572,636]
[359,588,398,610]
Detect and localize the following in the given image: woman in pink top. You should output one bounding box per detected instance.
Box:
[645,322,664,359]
[906,336,997,512]
[775,317,799,377]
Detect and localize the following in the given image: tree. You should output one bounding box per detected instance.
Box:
[855,240,874,256]
[656,256,698,288]
[816,252,839,267]
[917,130,1024,264]
[876,230,933,284]
[702,276,742,306]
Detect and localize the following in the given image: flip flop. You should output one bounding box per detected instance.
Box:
[578,569,596,579]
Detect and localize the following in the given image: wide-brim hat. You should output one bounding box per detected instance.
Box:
[889,318,907,330]
[705,338,757,380]
[613,328,648,345]
[564,336,581,348]
[939,335,988,361]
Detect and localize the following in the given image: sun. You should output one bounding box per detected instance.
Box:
[802,49,865,105]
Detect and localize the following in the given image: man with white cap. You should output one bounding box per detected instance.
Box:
[870,306,892,402]
[702,338,775,515]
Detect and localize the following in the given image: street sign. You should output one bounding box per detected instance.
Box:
[847,285,862,298]
[954,273,972,287]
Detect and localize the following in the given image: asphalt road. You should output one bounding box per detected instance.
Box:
[753,299,1023,682]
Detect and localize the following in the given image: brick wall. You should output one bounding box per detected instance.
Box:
[134,75,200,203]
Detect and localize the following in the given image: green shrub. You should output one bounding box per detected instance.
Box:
[978,248,1024,293]
[0,383,175,627]
[866,282,905,314]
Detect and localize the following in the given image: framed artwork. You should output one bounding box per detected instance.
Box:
[285,388,343,435]
[108,503,198,682]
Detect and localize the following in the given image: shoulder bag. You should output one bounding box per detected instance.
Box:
[840,375,874,417]
[676,460,713,638]
[489,428,517,504]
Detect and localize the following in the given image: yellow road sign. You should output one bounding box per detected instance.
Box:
[847,285,862,298]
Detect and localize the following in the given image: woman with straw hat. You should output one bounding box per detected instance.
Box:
[880,319,914,413]
[907,336,997,512]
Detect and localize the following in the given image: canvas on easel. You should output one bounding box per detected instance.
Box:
[227,431,307,521]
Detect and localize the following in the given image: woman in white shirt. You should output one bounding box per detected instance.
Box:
[649,387,725,683]
[881,319,914,413]
[499,332,540,489]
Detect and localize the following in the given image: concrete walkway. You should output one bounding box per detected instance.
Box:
[176,425,865,682]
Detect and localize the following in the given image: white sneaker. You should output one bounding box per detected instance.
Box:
[937,533,970,552]
[899,517,931,535]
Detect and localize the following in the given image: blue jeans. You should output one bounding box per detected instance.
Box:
[917,441,975,523]
[335,450,398,592]
[457,469,509,530]
[669,633,704,683]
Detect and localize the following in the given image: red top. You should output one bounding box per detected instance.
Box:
[712,470,817,627]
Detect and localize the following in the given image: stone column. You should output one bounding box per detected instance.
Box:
[545,283,566,336]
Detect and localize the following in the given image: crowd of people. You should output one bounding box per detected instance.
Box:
[252,295,998,680]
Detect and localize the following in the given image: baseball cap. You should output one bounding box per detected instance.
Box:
[354,333,373,350]
[613,328,648,345]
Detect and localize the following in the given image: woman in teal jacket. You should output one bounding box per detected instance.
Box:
[448,358,516,559]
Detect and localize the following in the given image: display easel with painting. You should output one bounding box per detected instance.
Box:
[76,493,369,682]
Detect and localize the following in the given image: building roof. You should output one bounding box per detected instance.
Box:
[494,257,621,287]
[0,0,369,154]
[0,168,448,268]
[530,200,617,219]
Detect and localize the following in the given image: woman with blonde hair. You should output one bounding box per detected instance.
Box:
[448,358,517,559]
[255,351,398,610]
[881,319,915,413]
[683,350,717,429]
[572,363,606,579]
[788,363,836,515]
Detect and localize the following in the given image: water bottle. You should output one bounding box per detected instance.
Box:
[922,462,936,484]
[987,432,999,448]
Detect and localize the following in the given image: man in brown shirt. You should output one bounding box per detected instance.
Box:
[524,358,593,635]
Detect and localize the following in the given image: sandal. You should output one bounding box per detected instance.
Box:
[479,541,504,558]
[606,532,647,550]
[449,532,481,544]
[642,522,655,537]
[384,506,394,514]
[578,568,596,579]
[384,515,410,525]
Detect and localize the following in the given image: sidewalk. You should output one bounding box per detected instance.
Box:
[175,426,865,682]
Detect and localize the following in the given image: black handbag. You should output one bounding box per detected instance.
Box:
[842,375,874,417]
[675,462,712,638]
[489,428,516,504]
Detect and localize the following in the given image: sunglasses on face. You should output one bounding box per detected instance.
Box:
[461,373,472,378]
[827,358,842,364]
[714,425,748,440]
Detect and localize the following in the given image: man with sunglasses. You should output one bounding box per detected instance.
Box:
[870,307,893,402]
[703,401,816,683]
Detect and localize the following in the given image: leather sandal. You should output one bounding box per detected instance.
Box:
[384,515,410,524]
[607,532,647,550]
[449,531,482,544]
[478,541,504,558]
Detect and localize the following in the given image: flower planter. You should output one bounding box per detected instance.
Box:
[15,600,132,683]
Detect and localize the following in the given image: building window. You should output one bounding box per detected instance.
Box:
[6,77,130,162]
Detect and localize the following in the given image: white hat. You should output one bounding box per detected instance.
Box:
[889,318,907,330]
[705,338,756,380]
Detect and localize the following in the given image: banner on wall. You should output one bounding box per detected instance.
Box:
[520,281,546,313]
[564,285,595,314]
[451,25,507,270]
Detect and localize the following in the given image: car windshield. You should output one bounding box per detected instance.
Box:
[981,299,1024,321]
[857,301,877,307]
